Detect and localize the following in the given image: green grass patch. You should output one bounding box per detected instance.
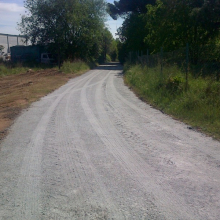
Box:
[124,63,220,139]
[0,61,56,77]
[59,60,89,74]
[0,62,29,76]
[0,60,90,77]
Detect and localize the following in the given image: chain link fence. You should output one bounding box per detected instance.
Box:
[0,33,27,53]
[128,44,220,82]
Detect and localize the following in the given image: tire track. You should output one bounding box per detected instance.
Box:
[81,70,201,220]
[12,69,101,219]
[104,70,220,219]
[69,69,125,219]
[1,63,220,220]
[111,73,220,161]
[40,69,119,219]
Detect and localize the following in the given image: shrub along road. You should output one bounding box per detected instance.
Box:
[0,63,220,219]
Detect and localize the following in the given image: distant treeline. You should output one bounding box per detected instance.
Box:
[18,0,118,63]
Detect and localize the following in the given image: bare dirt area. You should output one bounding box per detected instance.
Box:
[0,63,220,219]
[0,69,77,142]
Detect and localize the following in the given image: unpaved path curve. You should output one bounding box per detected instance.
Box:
[0,63,220,219]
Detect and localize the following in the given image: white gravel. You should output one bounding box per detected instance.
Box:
[0,63,220,219]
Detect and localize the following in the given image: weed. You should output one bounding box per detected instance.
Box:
[124,63,220,139]
[165,76,184,93]
[60,60,89,74]
[0,60,90,77]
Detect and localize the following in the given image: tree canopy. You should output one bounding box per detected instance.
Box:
[107,0,156,19]
[19,0,108,62]
[109,0,220,63]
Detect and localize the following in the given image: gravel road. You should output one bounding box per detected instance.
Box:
[0,63,220,219]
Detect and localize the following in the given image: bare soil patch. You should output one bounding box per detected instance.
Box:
[0,68,79,142]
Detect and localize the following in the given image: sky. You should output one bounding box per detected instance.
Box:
[0,0,123,38]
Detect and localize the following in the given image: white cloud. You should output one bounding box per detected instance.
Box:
[0,3,25,35]
[0,3,24,12]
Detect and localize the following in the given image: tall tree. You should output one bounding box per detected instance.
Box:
[117,13,148,51]
[19,0,107,61]
[108,0,153,61]
[144,0,220,62]
[108,0,220,64]
[107,0,156,19]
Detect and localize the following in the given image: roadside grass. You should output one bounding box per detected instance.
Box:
[0,60,90,76]
[0,61,55,76]
[124,63,220,139]
[59,60,90,74]
[0,62,30,76]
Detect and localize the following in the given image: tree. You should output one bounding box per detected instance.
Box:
[108,0,220,64]
[109,39,118,61]
[117,13,148,52]
[19,0,107,63]
[144,0,220,62]
[107,0,156,19]
[107,0,156,64]
[98,28,116,63]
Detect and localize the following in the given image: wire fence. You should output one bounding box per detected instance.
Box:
[0,33,27,53]
[127,44,220,83]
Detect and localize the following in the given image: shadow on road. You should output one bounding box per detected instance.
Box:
[95,62,123,71]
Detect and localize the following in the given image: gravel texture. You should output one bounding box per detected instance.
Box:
[0,63,220,219]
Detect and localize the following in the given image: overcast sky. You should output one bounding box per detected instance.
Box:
[0,0,123,38]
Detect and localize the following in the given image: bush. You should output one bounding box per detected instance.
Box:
[0,62,29,76]
[60,60,89,74]
[165,76,184,93]
[106,54,112,63]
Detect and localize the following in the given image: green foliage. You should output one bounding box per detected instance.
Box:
[124,63,220,139]
[117,13,149,52]
[144,0,220,55]
[109,0,220,65]
[0,62,38,76]
[98,28,118,63]
[106,54,112,62]
[165,76,184,94]
[0,60,90,77]
[109,40,118,61]
[107,0,156,19]
[99,28,114,63]
[59,60,89,74]
[19,0,107,62]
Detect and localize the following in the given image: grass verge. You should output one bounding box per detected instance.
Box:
[59,60,90,74]
[124,63,220,140]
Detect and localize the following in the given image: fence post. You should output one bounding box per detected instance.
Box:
[186,43,189,90]
[7,35,10,53]
[147,49,149,69]
[141,51,143,66]
[160,47,163,79]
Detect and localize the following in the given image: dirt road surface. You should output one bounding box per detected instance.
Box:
[0,63,220,219]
